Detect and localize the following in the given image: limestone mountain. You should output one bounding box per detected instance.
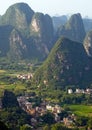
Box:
[30,12,54,50]
[0,3,54,61]
[84,31,92,57]
[57,13,86,43]
[33,37,92,89]
[0,3,34,35]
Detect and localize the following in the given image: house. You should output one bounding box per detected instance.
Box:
[68,89,73,94]
[27,108,36,116]
[63,117,73,126]
[25,102,32,110]
[86,88,92,94]
[31,118,37,126]
[46,104,53,111]
[75,88,84,94]
[52,105,62,114]
[54,113,60,122]
[17,73,33,80]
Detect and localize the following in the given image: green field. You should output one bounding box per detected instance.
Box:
[67,104,92,117]
[0,70,6,73]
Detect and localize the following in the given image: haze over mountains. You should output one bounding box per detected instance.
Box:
[0,2,92,62]
[0,2,92,89]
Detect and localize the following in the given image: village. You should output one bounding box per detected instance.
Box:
[17,73,33,80]
[17,93,76,127]
[68,88,92,94]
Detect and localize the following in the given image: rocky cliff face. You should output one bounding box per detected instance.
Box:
[57,13,86,43]
[7,29,27,60]
[28,12,54,60]
[30,13,54,49]
[84,31,92,57]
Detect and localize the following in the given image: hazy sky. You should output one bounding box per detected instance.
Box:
[0,0,92,18]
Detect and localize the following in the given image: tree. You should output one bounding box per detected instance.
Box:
[41,112,55,125]
[75,116,88,126]
[51,123,71,130]
[87,118,92,129]
[58,110,68,120]
[2,90,19,108]
[20,124,32,130]
[0,121,9,130]
[43,125,51,130]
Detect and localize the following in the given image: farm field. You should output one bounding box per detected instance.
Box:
[0,67,30,96]
[67,104,92,117]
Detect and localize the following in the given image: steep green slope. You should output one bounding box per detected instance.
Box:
[33,37,91,89]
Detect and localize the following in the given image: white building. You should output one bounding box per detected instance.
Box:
[46,104,53,111]
[68,89,73,94]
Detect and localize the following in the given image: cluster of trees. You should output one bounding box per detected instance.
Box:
[42,123,72,130]
[0,90,31,130]
[59,94,92,105]
[37,88,92,105]
[0,107,31,130]
[0,121,9,130]
[18,117,92,130]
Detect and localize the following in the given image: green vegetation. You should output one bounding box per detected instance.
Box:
[0,3,92,130]
[0,121,9,130]
[20,124,32,130]
[32,37,91,90]
[0,90,30,130]
[67,105,92,117]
